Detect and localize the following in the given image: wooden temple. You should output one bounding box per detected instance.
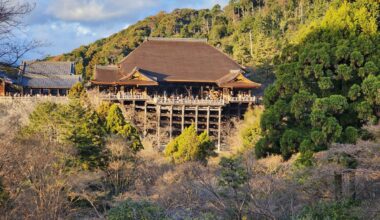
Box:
[91,38,261,150]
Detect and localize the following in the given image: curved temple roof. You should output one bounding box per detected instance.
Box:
[92,38,260,89]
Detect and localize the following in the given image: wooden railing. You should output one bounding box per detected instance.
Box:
[151,97,225,106]
[229,96,259,103]
[101,94,149,101]
[99,93,260,105]
[0,96,69,103]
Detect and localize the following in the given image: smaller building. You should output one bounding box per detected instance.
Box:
[0,71,18,96]
[19,61,81,96]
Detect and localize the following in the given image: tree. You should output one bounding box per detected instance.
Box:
[106,104,125,133]
[105,104,143,153]
[107,199,166,220]
[164,124,216,164]
[256,1,380,162]
[240,107,263,149]
[0,0,41,67]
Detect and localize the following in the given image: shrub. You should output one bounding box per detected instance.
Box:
[298,200,359,220]
[107,199,167,220]
[106,104,126,133]
[343,126,359,144]
[240,107,263,149]
[164,124,216,164]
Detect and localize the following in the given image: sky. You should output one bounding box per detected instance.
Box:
[18,0,229,60]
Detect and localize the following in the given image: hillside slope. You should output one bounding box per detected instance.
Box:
[52,0,332,82]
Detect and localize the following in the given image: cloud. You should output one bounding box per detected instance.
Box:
[47,0,157,22]
[46,0,229,23]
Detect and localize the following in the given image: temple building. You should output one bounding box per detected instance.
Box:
[92,38,261,149]
[19,61,81,96]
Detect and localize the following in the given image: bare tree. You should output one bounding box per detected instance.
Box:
[0,0,41,67]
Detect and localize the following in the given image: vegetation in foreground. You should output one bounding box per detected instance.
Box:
[0,0,379,219]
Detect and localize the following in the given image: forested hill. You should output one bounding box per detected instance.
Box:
[52,0,333,80]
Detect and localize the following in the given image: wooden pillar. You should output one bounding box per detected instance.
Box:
[156,105,161,148]
[181,105,185,132]
[144,102,147,137]
[217,107,222,152]
[169,105,173,140]
[238,103,242,119]
[195,106,198,131]
[206,106,210,135]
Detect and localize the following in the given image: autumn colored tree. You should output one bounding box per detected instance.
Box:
[257,1,380,161]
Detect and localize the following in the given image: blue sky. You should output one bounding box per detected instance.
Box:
[19,0,229,60]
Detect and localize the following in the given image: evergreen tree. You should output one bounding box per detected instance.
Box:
[256,1,380,161]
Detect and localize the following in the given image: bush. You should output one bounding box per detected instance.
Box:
[297,200,359,220]
[108,199,167,220]
[343,126,359,144]
[0,178,8,207]
[240,107,263,149]
[164,124,216,164]
[106,104,125,133]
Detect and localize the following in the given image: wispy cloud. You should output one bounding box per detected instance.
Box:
[47,0,157,22]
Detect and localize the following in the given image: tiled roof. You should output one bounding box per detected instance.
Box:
[21,74,81,89]
[92,38,261,89]
[19,61,80,89]
[22,61,74,76]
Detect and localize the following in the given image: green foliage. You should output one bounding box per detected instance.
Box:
[0,177,8,207]
[68,82,86,100]
[164,124,216,164]
[108,199,167,220]
[52,0,333,80]
[117,123,143,153]
[240,107,263,149]
[218,156,248,190]
[106,104,126,133]
[342,126,359,144]
[105,104,143,153]
[25,101,107,169]
[257,1,380,160]
[297,200,359,220]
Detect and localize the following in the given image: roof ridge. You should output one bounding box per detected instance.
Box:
[96,65,118,70]
[146,37,207,43]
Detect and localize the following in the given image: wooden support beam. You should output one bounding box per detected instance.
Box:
[217,106,222,152]
[238,103,242,119]
[157,105,161,148]
[195,105,198,131]
[206,106,210,135]
[181,105,185,132]
[169,105,173,140]
[144,102,147,137]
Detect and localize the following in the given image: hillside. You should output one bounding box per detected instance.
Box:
[52,0,332,83]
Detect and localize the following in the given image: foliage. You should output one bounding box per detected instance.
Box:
[298,200,359,220]
[106,104,125,133]
[257,1,380,161]
[0,177,8,207]
[52,0,333,80]
[164,124,216,164]
[106,104,143,153]
[218,157,248,190]
[107,199,167,220]
[68,82,87,100]
[240,107,263,149]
